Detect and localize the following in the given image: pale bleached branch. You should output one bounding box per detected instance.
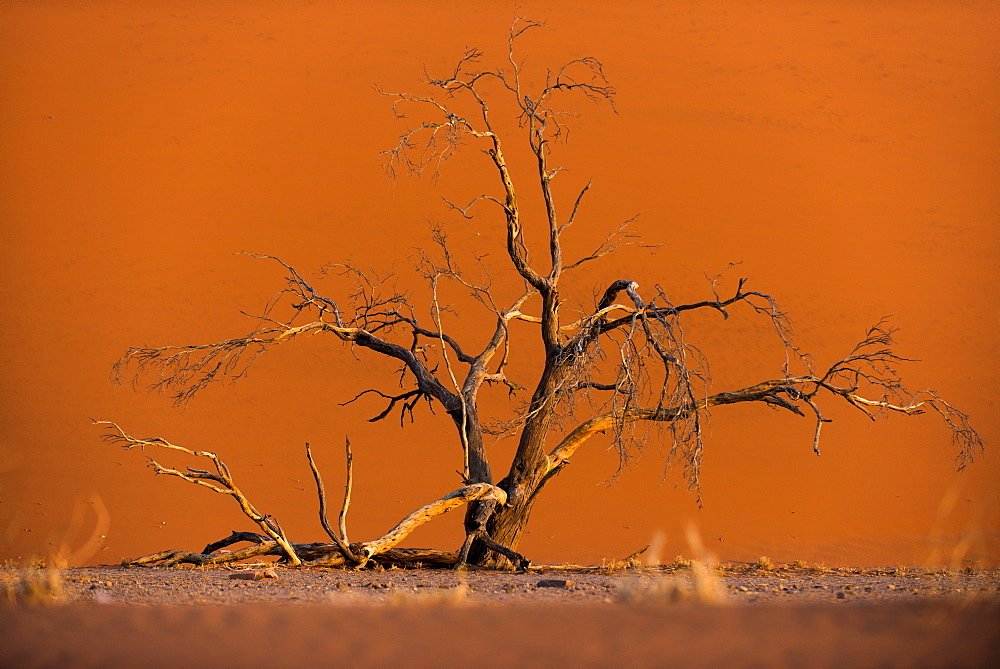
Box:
[97,421,301,565]
[305,441,359,563]
[339,436,354,545]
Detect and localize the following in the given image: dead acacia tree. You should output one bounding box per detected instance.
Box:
[107,19,981,570]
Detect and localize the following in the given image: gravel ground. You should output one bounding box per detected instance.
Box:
[6,563,996,607]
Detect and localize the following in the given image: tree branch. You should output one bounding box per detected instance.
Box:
[305,441,359,563]
[339,388,426,425]
[97,421,302,565]
[113,255,465,421]
[547,362,982,488]
[354,483,509,563]
[339,436,354,545]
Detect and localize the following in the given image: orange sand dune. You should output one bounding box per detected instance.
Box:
[1,1,997,567]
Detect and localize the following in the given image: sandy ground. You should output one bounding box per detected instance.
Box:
[2,564,998,667]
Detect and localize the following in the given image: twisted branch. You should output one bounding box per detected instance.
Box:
[97,421,301,565]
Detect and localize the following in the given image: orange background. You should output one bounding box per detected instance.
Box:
[1,0,997,568]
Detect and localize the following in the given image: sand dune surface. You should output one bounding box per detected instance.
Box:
[1,1,997,569]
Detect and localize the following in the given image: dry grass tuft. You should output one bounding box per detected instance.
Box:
[389,574,470,607]
[754,556,775,572]
[612,524,728,604]
[600,544,651,572]
[616,558,726,605]
[671,555,693,570]
[691,561,726,602]
[615,576,689,604]
[615,566,726,605]
[1,568,66,606]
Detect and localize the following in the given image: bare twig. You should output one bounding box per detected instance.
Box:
[339,436,354,545]
[97,421,301,566]
[305,442,358,562]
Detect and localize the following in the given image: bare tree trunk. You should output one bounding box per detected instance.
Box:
[466,356,568,567]
[471,482,542,568]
